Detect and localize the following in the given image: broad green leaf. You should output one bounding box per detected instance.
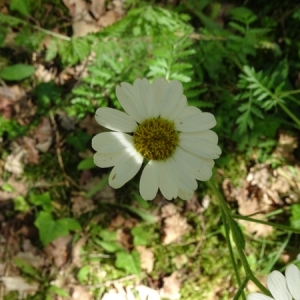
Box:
[29,192,53,211]
[95,240,123,253]
[47,285,69,297]
[77,157,95,170]
[34,212,81,246]
[0,64,35,81]
[1,183,14,192]
[14,196,30,212]
[77,265,90,283]
[290,204,300,228]
[115,251,141,274]
[99,229,117,241]
[10,0,30,16]
[131,226,151,246]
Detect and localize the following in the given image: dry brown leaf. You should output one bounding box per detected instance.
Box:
[136,246,154,273]
[4,144,27,176]
[71,285,92,300]
[136,285,160,300]
[79,115,102,135]
[23,137,39,164]
[91,0,106,19]
[32,117,53,152]
[62,0,99,37]
[15,252,44,269]
[44,235,73,268]
[71,195,96,217]
[161,204,190,245]
[0,276,39,298]
[72,237,87,268]
[159,271,181,300]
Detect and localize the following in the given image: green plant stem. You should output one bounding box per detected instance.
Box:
[233,214,300,234]
[221,210,246,300]
[208,179,271,296]
[233,276,250,300]
[277,101,300,128]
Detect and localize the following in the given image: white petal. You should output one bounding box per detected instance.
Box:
[174,147,213,181]
[180,130,219,144]
[151,78,168,117]
[109,151,143,188]
[178,189,194,201]
[140,161,159,200]
[169,157,197,190]
[95,107,137,132]
[247,293,275,300]
[178,106,202,118]
[158,162,178,200]
[160,80,183,118]
[94,151,123,168]
[168,94,187,120]
[285,264,300,300]
[138,78,154,118]
[179,137,222,159]
[92,132,134,153]
[117,82,144,123]
[267,271,292,300]
[132,78,148,119]
[175,112,217,132]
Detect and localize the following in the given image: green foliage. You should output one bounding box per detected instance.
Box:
[0,64,35,81]
[115,251,141,274]
[290,204,300,228]
[34,211,81,246]
[10,0,31,16]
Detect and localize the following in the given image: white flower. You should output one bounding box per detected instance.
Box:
[92,78,221,201]
[247,264,300,300]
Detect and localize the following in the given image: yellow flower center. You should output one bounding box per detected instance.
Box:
[133,118,179,161]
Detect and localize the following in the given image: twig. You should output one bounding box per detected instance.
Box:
[49,111,80,189]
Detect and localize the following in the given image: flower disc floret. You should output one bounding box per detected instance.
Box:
[133,118,179,161]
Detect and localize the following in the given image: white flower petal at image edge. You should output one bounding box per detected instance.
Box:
[92,78,222,201]
[247,264,300,300]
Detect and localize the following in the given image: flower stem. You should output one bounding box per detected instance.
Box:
[208,178,271,296]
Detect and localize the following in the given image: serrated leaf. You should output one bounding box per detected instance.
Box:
[10,0,30,16]
[257,92,269,101]
[251,106,264,119]
[115,251,141,274]
[0,64,35,81]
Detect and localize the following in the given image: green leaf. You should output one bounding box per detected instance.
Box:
[99,229,117,241]
[231,220,245,250]
[34,212,81,246]
[10,0,30,16]
[77,265,90,283]
[95,240,123,253]
[47,285,69,297]
[13,196,30,212]
[77,157,95,170]
[290,204,300,228]
[13,257,41,280]
[85,175,109,198]
[131,226,151,246]
[115,251,141,274]
[29,192,53,211]
[1,183,14,192]
[119,204,157,223]
[0,64,35,81]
